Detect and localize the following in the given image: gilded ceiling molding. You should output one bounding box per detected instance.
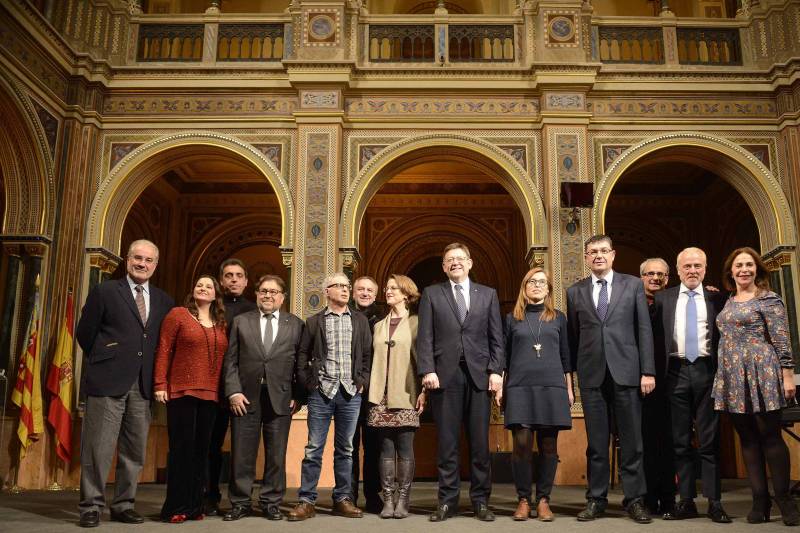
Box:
[85,131,295,255]
[0,70,56,237]
[594,132,797,254]
[339,132,547,254]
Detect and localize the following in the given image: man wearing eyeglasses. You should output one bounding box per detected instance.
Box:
[639,258,677,519]
[417,242,504,522]
[222,274,304,521]
[289,273,373,521]
[566,234,655,524]
[206,258,258,517]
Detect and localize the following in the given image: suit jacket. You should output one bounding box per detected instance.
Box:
[296,308,372,397]
[223,309,304,416]
[566,272,655,388]
[652,286,724,375]
[76,277,175,399]
[416,280,504,390]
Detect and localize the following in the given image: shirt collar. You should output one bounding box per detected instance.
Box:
[127,275,149,293]
[591,270,614,286]
[324,306,351,317]
[450,278,470,292]
[262,309,280,320]
[680,283,704,296]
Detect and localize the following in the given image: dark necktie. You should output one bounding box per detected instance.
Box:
[685,290,699,362]
[134,285,147,324]
[454,284,467,323]
[596,279,608,321]
[263,313,274,354]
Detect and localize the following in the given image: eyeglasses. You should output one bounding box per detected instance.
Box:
[585,248,613,257]
[443,256,469,265]
[257,289,283,296]
[327,283,351,291]
[642,271,666,279]
[526,279,548,287]
[385,285,401,292]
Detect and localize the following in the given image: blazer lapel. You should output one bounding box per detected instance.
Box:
[267,313,291,359]
[439,283,460,323]
[117,279,144,327]
[580,278,596,319]
[463,285,481,325]
[664,288,678,340]
[249,311,268,360]
[604,274,625,321]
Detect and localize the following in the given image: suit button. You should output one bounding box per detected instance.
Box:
[143,333,147,338]
[138,352,143,356]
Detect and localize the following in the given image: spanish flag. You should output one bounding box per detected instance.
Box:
[46,293,75,464]
[11,276,44,459]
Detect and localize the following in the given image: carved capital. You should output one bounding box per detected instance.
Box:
[0,235,52,257]
[762,246,795,270]
[280,247,294,268]
[525,246,548,268]
[339,247,361,271]
[86,247,122,274]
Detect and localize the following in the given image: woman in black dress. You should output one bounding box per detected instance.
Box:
[499,267,573,522]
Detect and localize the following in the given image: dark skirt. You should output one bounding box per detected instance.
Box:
[504,385,572,429]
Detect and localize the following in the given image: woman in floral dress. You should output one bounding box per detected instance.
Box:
[712,247,798,526]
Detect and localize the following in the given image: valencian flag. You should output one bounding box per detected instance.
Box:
[46,292,75,463]
[11,275,44,458]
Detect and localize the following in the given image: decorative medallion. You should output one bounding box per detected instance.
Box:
[305,11,339,45]
[544,12,578,47]
[549,16,574,42]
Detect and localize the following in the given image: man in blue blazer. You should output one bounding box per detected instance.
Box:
[417,242,504,522]
[76,239,174,528]
[567,234,655,524]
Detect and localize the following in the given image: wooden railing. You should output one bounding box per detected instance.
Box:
[676,27,742,65]
[368,24,435,62]
[138,24,204,62]
[448,24,514,62]
[597,25,664,64]
[218,24,284,61]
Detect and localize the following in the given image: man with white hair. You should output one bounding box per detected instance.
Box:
[288,273,373,521]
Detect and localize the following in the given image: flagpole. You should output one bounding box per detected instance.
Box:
[46,439,62,490]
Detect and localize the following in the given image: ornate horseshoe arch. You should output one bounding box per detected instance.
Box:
[595,132,796,254]
[86,131,295,254]
[339,133,547,254]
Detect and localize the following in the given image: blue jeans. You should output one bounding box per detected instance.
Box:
[298,386,361,504]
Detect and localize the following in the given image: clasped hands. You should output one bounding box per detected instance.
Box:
[422,372,503,399]
[228,393,300,416]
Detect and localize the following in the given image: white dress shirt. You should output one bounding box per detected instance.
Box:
[590,270,614,308]
[672,284,710,358]
[126,275,150,317]
[450,278,471,310]
[260,309,279,343]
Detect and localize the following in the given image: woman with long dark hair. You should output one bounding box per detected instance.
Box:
[154,275,228,523]
[713,247,798,526]
[499,267,573,521]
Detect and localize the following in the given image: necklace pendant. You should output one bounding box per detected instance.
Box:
[534,343,542,357]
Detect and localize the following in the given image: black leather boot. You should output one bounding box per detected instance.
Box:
[379,458,396,519]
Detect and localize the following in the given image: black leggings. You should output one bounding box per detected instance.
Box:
[729,411,791,499]
[379,427,416,461]
[511,426,559,502]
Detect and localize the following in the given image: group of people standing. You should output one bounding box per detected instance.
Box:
[74,236,798,528]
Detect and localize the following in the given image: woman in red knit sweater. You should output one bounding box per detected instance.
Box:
[154,275,228,523]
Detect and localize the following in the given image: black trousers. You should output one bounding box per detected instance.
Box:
[207,403,231,504]
[580,370,646,506]
[351,395,381,506]
[667,357,720,501]
[641,382,676,510]
[428,363,491,507]
[228,386,292,508]
[161,396,217,519]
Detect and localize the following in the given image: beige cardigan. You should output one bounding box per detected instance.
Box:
[368,314,420,409]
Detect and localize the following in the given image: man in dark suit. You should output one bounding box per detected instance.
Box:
[76,239,174,528]
[652,247,730,523]
[222,274,303,521]
[287,272,372,521]
[206,258,258,516]
[350,275,385,513]
[639,258,676,516]
[417,242,504,522]
[566,234,655,524]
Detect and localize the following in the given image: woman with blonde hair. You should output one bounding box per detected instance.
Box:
[367,274,426,519]
[499,267,573,522]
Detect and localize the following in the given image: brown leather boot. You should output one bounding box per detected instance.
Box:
[332,498,363,518]
[513,499,531,521]
[379,458,396,519]
[537,498,554,522]
[287,501,316,521]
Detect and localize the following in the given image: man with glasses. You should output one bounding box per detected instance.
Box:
[222,274,304,521]
[566,235,655,524]
[206,258,258,516]
[639,258,677,518]
[288,273,373,521]
[417,243,504,522]
[350,276,386,513]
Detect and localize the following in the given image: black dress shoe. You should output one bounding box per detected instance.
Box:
[673,499,699,519]
[473,503,495,522]
[627,501,653,524]
[223,506,251,521]
[707,501,732,524]
[429,503,456,522]
[577,500,606,521]
[205,500,220,516]
[110,509,145,524]
[263,505,284,520]
[79,511,100,528]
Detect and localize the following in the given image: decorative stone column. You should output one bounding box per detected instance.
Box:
[763,247,799,363]
[86,247,122,290]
